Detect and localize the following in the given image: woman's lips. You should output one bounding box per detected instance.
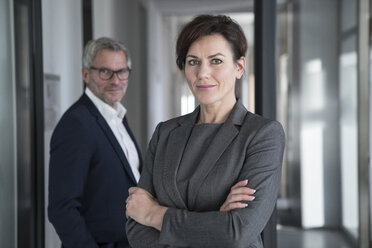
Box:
[196,84,216,90]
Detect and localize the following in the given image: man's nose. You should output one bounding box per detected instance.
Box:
[111,72,121,84]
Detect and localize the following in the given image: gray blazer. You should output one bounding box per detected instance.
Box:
[126,100,285,248]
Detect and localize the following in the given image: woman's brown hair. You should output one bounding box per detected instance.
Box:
[176,14,247,70]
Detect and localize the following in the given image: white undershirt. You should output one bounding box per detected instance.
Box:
[85,88,140,182]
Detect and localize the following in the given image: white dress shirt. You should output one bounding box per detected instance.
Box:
[85,88,140,182]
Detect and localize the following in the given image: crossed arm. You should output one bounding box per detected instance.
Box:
[125,179,256,231]
[126,120,284,247]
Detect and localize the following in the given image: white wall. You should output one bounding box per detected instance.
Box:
[42,1,83,112]
[146,1,171,137]
[42,1,83,247]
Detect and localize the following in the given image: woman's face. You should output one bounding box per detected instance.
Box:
[184,34,245,107]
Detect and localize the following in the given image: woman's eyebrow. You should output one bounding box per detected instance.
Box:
[208,53,225,58]
[186,53,226,59]
[186,54,198,59]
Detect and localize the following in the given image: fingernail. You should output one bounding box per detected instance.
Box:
[252,196,255,200]
[253,190,256,193]
[245,203,248,207]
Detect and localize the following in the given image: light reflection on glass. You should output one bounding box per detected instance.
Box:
[301,122,325,228]
[340,51,358,238]
[302,59,324,112]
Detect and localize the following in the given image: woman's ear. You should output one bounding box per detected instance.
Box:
[236,56,246,79]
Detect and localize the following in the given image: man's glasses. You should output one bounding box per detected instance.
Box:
[90,67,131,80]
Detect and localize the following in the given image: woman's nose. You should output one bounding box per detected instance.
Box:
[197,63,211,80]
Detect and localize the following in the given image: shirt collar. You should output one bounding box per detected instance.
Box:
[85,87,127,121]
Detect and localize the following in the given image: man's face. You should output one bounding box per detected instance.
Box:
[82,49,129,107]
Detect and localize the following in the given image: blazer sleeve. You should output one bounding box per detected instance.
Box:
[126,123,165,248]
[159,120,285,247]
[127,121,285,248]
[48,113,99,248]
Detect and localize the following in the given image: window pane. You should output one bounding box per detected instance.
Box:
[340,0,358,240]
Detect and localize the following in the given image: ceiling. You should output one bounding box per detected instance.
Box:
[143,0,254,15]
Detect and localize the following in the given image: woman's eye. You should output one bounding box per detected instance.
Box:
[187,60,199,66]
[211,59,222,65]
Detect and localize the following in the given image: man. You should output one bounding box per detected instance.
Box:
[48,37,142,248]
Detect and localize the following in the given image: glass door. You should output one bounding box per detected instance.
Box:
[277,0,360,247]
[0,0,17,246]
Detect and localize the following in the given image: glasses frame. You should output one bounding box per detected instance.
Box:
[89,66,131,80]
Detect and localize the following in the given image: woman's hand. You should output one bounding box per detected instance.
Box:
[220,180,256,211]
[126,187,168,231]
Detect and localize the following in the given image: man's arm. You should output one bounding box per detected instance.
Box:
[48,113,99,248]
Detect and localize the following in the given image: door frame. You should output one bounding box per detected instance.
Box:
[14,0,44,247]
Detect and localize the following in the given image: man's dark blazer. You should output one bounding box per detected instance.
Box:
[48,93,142,248]
[127,100,285,248]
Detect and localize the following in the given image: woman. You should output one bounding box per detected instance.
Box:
[126,14,285,247]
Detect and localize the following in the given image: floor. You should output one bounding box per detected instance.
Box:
[277,226,355,248]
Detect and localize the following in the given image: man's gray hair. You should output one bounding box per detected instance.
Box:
[82,37,132,69]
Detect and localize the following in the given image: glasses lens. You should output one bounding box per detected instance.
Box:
[117,70,130,80]
[99,69,113,80]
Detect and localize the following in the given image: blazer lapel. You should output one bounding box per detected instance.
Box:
[162,108,199,209]
[96,117,138,184]
[123,117,143,172]
[188,101,247,210]
[82,94,138,185]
